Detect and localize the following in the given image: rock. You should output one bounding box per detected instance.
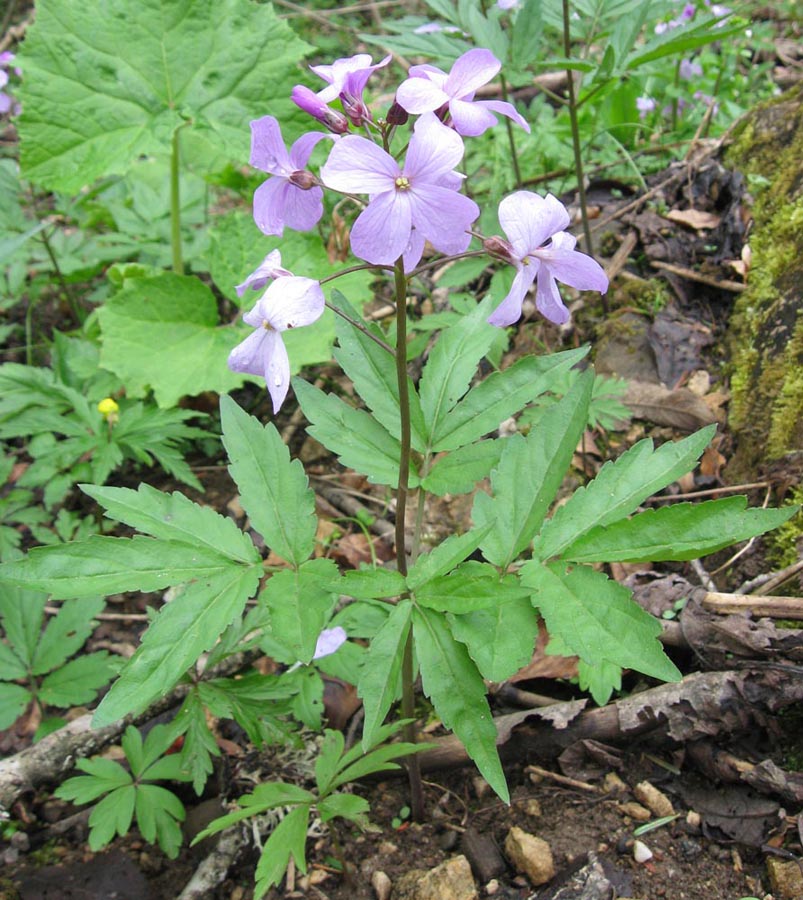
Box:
[462,827,506,882]
[617,802,651,822]
[504,826,556,886]
[394,855,478,900]
[633,781,675,818]
[632,841,653,863]
[767,856,803,900]
[371,869,392,900]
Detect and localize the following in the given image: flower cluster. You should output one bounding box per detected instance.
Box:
[229,49,608,410]
[0,52,21,117]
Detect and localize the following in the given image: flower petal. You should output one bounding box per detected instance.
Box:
[498,191,570,259]
[474,99,530,133]
[403,228,427,273]
[249,116,291,175]
[534,267,570,324]
[487,265,535,327]
[537,233,609,293]
[396,74,450,114]
[280,184,325,233]
[350,191,412,265]
[228,328,268,376]
[447,97,500,137]
[313,626,348,660]
[263,329,291,413]
[253,177,293,236]
[289,131,332,169]
[444,49,501,99]
[320,136,399,194]
[407,184,478,252]
[263,277,326,331]
[235,249,292,297]
[404,113,465,182]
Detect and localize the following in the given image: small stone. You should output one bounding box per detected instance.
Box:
[485,879,499,896]
[767,857,803,900]
[472,777,491,799]
[685,809,701,831]
[394,855,478,900]
[504,826,555,887]
[521,798,542,818]
[617,801,652,821]
[633,781,675,818]
[633,840,653,863]
[371,870,392,900]
[603,772,627,793]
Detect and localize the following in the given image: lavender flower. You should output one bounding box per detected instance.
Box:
[228,275,325,412]
[235,249,292,298]
[486,192,608,327]
[249,116,332,237]
[395,48,530,137]
[320,113,479,268]
[679,58,703,80]
[309,54,391,104]
[0,52,20,116]
[291,86,350,134]
[636,96,657,118]
[313,626,348,660]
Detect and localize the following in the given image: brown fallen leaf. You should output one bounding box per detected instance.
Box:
[665,208,721,230]
[624,379,718,431]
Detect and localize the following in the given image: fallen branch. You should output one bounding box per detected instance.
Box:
[177,827,248,900]
[703,591,803,619]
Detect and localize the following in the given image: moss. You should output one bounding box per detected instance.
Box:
[723,84,803,476]
[765,484,803,570]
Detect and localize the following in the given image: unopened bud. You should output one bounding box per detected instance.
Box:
[288,169,317,190]
[386,101,409,126]
[483,235,517,264]
[291,85,350,134]
[341,93,372,128]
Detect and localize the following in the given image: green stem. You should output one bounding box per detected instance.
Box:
[170,127,184,275]
[499,72,523,187]
[393,257,424,821]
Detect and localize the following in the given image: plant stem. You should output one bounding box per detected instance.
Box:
[392,257,424,821]
[170,127,184,275]
[499,72,523,187]
[561,0,595,261]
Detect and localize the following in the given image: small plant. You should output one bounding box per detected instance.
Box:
[0,586,118,732]
[193,722,422,897]
[55,724,193,857]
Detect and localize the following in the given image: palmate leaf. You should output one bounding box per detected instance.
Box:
[254,805,311,898]
[406,523,494,591]
[87,787,137,851]
[415,563,529,614]
[561,496,799,563]
[474,372,593,570]
[221,396,316,568]
[422,440,503,496]
[17,0,310,191]
[32,596,107,674]
[0,684,31,730]
[522,562,680,683]
[38,652,118,707]
[0,584,49,667]
[413,606,508,802]
[535,426,716,561]
[93,566,261,726]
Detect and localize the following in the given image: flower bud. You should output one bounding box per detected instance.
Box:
[288,169,318,190]
[386,101,409,126]
[483,235,516,264]
[291,85,350,134]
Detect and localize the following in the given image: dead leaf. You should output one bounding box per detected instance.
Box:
[665,208,721,230]
[508,620,579,683]
[700,442,726,479]
[624,380,718,431]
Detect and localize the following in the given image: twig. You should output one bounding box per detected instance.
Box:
[647,481,770,503]
[750,559,803,596]
[44,605,149,623]
[311,478,395,543]
[177,827,248,900]
[650,259,746,293]
[702,592,803,620]
[691,558,717,592]
[526,764,599,793]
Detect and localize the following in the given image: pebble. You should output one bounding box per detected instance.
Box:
[633,840,653,863]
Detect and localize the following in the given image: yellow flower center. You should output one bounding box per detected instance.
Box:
[395,175,411,191]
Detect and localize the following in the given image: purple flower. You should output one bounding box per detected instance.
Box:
[395,48,530,137]
[313,626,348,660]
[309,54,391,104]
[249,115,332,237]
[228,276,325,412]
[235,249,292,298]
[679,58,703,80]
[291,85,350,134]
[636,96,656,118]
[320,113,479,268]
[486,192,608,327]
[497,0,521,8]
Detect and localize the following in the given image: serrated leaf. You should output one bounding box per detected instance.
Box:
[562,496,798,563]
[450,592,538,682]
[93,566,260,726]
[294,378,420,488]
[418,305,498,439]
[254,805,310,897]
[329,739,423,791]
[291,667,324,730]
[340,568,406,600]
[0,643,27,682]
[220,396,316,567]
[0,535,240,598]
[406,524,494,592]
[577,659,622,706]
[171,691,220,795]
[56,758,131,803]
[87,786,136,851]
[522,562,681,682]
[97,273,248,407]
[17,0,310,191]
[413,607,508,802]
[262,559,338,663]
[358,599,413,750]
[0,584,48,667]
[431,347,588,451]
[422,440,503,496]
[32,596,106,675]
[82,483,259,565]
[0,684,31,730]
[314,730,346,795]
[317,793,371,826]
[474,372,593,569]
[38,652,117,708]
[135,784,185,857]
[333,292,427,451]
[415,563,528,613]
[535,426,716,561]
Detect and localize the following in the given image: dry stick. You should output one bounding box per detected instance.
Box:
[702,592,803,619]
[526,764,599,794]
[751,559,803,596]
[311,478,396,544]
[177,827,249,900]
[650,259,747,293]
[44,605,150,623]
[647,481,770,503]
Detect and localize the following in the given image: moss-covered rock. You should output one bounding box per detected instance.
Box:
[722,84,803,480]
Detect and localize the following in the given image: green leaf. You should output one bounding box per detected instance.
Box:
[535,426,717,561]
[38,652,117,708]
[431,347,588,451]
[93,566,260,726]
[333,293,427,451]
[626,15,745,69]
[314,730,346,796]
[97,273,248,407]
[418,304,498,440]
[290,667,324,730]
[317,793,370,827]
[563,496,798,562]
[422,440,503,496]
[577,659,622,706]
[254,805,311,897]
[509,0,544,66]
[193,783,315,843]
[329,739,423,791]
[56,758,131,803]
[263,559,338,663]
[450,593,538,682]
[82,483,259,565]
[171,691,220,795]
[406,524,494,592]
[294,378,420,488]
[220,396,316,567]
[87,786,136,851]
[135,784,186,858]
[340,568,406,600]
[0,684,31,730]
[0,536,240,597]
[358,599,413,749]
[522,562,681,682]
[17,0,310,191]
[32,596,106,675]
[474,372,593,569]
[0,584,48,668]
[415,563,528,613]
[413,607,508,802]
